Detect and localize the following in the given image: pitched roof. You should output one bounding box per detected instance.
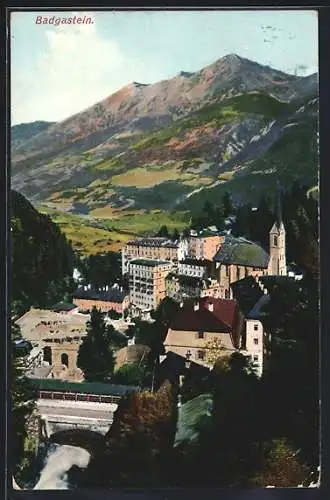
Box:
[157,351,210,386]
[247,294,270,319]
[74,287,127,303]
[50,302,78,312]
[29,378,138,396]
[213,236,269,268]
[126,237,179,248]
[130,258,172,267]
[166,272,206,288]
[230,276,264,316]
[170,297,238,334]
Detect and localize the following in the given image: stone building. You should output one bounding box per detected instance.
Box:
[73,285,129,314]
[213,236,270,299]
[177,258,216,279]
[187,230,225,260]
[164,297,244,366]
[122,237,188,275]
[165,273,221,303]
[15,307,90,381]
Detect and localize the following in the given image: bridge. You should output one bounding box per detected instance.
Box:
[30,378,139,439]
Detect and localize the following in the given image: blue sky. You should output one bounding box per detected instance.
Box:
[11,9,318,125]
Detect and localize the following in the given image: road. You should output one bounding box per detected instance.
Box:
[39,405,113,421]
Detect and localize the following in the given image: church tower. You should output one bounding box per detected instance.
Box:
[268,183,287,276]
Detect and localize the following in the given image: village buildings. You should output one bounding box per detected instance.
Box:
[15,305,90,381]
[73,284,129,314]
[128,259,174,316]
[164,297,244,365]
[121,237,188,275]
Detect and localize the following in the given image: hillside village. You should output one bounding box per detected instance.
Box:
[11,40,319,487]
[16,189,292,382]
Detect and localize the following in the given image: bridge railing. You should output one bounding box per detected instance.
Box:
[38,390,121,405]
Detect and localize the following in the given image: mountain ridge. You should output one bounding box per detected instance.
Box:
[11,54,318,219]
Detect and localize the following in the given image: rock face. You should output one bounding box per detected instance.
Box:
[11,54,318,211]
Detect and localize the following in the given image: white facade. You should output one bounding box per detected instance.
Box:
[128,260,173,312]
[177,238,189,261]
[269,221,287,276]
[177,261,208,279]
[241,319,264,377]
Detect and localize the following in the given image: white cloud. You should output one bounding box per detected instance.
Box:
[11,12,136,124]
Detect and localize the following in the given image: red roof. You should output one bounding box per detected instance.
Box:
[170,297,238,334]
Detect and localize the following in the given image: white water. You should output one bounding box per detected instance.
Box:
[33,444,91,490]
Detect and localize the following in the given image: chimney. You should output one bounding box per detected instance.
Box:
[193,302,200,311]
[207,301,214,312]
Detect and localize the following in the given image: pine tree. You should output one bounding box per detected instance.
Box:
[11,322,37,472]
[77,307,115,381]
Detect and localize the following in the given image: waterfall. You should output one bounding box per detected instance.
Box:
[33,444,91,490]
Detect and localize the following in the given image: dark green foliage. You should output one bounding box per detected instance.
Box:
[231,183,319,272]
[222,191,235,218]
[106,324,127,350]
[11,190,75,315]
[107,309,121,320]
[157,225,170,238]
[82,382,178,488]
[11,322,38,478]
[190,200,225,231]
[77,307,115,381]
[112,363,146,386]
[77,252,122,288]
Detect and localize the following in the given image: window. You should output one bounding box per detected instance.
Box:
[253,355,259,362]
[225,289,229,299]
[197,331,204,339]
[254,324,259,331]
[274,235,278,246]
[254,338,259,345]
[197,350,205,360]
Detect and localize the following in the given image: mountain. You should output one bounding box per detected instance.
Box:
[11,121,56,150]
[11,54,318,218]
[11,190,75,313]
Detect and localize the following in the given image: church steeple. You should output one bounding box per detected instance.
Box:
[268,181,287,276]
[275,180,283,228]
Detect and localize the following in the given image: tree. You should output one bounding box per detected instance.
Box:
[204,337,225,366]
[83,382,177,488]
[112,363,146,386]
[157,225,170,238]
[172,228,180,241]
[222,191,234,218]
[11,322,37,478]
[77,307,115,381]
[253,439,309,487]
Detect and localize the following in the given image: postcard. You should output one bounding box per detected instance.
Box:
[9,8,320,491]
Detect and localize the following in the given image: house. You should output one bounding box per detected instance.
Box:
[187,230,225,260]
[241,294,270,378]
[128,258,174,315]
[122,237,188,275]
[165,273,221,303]
[156,350,211,388]
[177,258,215,279]
[164,297,244,367]
[73,285,129,314]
